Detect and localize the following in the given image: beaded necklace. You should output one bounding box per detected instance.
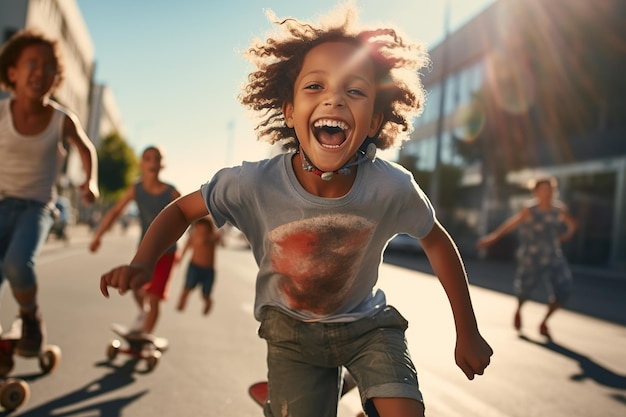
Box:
[298,140,377,181]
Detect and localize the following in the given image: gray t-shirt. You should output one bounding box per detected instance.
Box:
[134,181,177,254]
[201,152,434,322]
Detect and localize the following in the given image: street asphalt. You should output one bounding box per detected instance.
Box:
[44,223,626,327]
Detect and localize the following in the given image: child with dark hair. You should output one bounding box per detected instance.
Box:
[478,176,578,337]
[176,216,222,315]
[99,3,492,416]
[91,146,181,334]
[0,29,99,356]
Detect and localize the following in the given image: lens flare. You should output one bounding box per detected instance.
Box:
[453,101,486,142]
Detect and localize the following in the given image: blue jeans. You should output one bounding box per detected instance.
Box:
[0,198,54,293]
[258,305,423,417]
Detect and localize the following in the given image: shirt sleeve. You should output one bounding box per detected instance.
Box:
[200,166,243,229]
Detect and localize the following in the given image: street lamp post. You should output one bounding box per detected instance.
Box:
[430,0,451,211]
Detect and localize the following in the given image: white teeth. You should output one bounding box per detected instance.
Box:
[313,119,349,130]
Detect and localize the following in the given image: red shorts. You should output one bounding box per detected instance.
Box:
[143,252,176,300]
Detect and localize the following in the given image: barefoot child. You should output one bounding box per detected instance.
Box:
[176,216,222,315]
[0,29,99,356]
[99,3,493,416]
[90,145,181,334]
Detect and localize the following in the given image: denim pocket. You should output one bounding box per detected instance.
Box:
[258,307,300,344]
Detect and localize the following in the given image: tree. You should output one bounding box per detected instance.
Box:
[97,132,137,202]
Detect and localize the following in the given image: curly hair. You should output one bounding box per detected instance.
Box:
[239,2,430,151]
[0,29,64,92]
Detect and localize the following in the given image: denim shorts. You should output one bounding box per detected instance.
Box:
[184,263,215,296]
[258,305,423,417]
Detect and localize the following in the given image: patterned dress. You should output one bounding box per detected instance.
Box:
[514,203,572,303]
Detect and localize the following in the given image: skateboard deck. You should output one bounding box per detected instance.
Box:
[248,382,268,407]
[110,323,168,351]
[107,323,168,371]
[0,319,61,411]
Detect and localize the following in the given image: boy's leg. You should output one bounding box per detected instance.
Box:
[201,267,215,315]
[143,294,160,334]
[342,306,423,417]
[177,289,190,311]
[129,288,146,331]
[178,263,200,311]
[1,200,53,356]
[258,307,342,417]
[370,398,424,417]
[142,252,176,334]
[202,295,213,315]
[132,288,145,310]
[265,359,341,417]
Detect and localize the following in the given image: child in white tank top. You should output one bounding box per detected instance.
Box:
[0,29,99,356]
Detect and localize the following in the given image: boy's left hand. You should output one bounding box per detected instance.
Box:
[455,332,493,380]
[100,264,152,297]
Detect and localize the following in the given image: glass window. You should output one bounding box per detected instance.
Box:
[416,136,436,171]
[424,84,441,124]
[444,73,458,115]
[471,60,485,91]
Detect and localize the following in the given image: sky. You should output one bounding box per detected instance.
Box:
[76,0,494,194]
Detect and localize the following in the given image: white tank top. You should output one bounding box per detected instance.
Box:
[0,98,67,205]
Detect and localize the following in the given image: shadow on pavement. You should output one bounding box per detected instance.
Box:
[1,360,146,417]
[383,250,626,326]
[518,334,626,391]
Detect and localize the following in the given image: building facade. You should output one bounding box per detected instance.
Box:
[402,0,626,272]
[1,0,125,214]
[1,0,94,123]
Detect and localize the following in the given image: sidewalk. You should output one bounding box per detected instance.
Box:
[42,222,139,252]
[383,251,626,326]
[42,223,94,253]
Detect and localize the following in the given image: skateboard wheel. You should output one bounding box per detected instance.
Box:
[39,345,61,374]
[0,378,29,411]
[107,340,121,360]
[145,350,161,372]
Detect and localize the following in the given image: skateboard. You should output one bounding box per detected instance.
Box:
[0,319,61,411]
[106,323,168,372]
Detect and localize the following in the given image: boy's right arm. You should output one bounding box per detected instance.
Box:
[89,186,135,252]
[100,190,209,297]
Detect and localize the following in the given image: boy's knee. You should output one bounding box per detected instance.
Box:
[2,261,36,289]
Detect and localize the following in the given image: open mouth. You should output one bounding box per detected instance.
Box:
[312,119,349,148]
